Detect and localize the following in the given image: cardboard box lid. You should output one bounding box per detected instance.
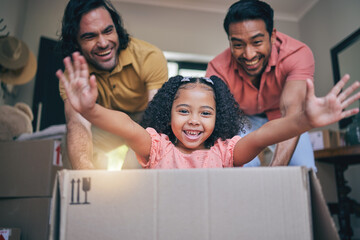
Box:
[0,139,63,198]
[49,167,339,240]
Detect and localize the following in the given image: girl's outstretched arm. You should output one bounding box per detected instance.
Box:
[233,74,360,166]
[56,52,152,160]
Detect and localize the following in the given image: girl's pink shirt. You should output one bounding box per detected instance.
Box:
[137,128,241,169]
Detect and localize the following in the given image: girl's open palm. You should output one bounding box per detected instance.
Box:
[56,52,98,115]
[305,74,360,128]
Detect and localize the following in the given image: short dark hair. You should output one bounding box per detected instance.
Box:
[141,75,248,148]
[223,0,274,36]
[58,0,130,57]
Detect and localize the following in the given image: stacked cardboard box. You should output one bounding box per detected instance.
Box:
[309,129,345,151]
[49,167,339,240]
[0,139,63,240]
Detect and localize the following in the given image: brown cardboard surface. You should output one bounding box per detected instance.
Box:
[0,139,63,197]
[49,167,339,240]
[0,198,51,240]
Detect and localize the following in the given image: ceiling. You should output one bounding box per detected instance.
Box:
[114,0,319,22]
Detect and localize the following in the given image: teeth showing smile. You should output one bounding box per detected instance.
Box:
[184,130,202,140]
[244,58,260,66]
[185,130,200,136]
[97,49,111,56]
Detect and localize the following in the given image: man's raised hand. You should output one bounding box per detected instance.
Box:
[305,74,360,128]
[56,52,98,115]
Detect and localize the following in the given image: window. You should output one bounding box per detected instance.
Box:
[164,51,213,78]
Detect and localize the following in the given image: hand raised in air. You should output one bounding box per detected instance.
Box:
[56,52,98,115]
[305,74,360,128]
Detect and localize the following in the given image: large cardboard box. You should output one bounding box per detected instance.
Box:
[49,167,339,240]
[0,139,63,197]
[0,139,63,240]
[0,198,51,240]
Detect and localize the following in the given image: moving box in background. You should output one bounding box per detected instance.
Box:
[0,139,64,240]
[309,129,345,151]
[49,167,339,240]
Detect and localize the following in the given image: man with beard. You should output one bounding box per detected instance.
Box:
[206,0,316,169]
[56,0,168,169]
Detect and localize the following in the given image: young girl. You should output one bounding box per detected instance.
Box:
[57,52,360,169]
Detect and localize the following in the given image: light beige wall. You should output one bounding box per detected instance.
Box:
[0,0,27,105]
[0,0,68,106]
[299,0,360,236]
[112,2,300,56]
[113,2,228,56]
[0,0,27,38]
[299,0,360,97]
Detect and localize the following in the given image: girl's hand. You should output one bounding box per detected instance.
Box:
[305,74,360,128]
[56,52,98,115]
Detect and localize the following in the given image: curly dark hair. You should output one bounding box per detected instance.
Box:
[141,75,248,148]
[58,0,130,57]
[223,0,274,37]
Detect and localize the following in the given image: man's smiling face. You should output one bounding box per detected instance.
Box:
[229,19,276,80]
[77,7,120,72]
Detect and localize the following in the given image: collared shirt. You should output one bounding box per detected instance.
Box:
[137,128,241,169]
[206,31,314,120]
[60,37,168,113]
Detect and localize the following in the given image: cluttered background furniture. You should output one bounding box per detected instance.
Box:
[315,145,360,240]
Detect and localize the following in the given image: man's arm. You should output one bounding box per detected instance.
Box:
[234,76,360,166]
[64,99,95,169]
[269,80,306,166]
[58,53,95,169]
